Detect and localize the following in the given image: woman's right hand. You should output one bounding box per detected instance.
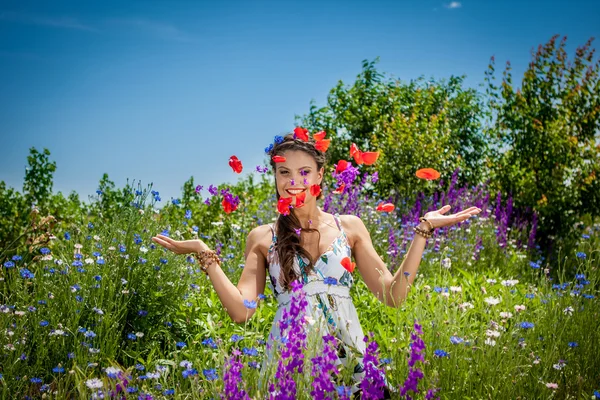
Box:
[151,234,208,255]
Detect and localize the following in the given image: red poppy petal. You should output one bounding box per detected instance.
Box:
[341,257,355,273]
[350,143,360,157]
[313,131,326,141]
[352,151,364,165]
[277,197,292,215]
[310,184,321,197]
[333,183,345,194]
[295,191,306,208]
[361,152,380,165]
[315,139,331,152]
[293,127,309,142]
[272,155,287,163]
[335,160,349,174]
[415,168,441,180]
[376,203,395,212]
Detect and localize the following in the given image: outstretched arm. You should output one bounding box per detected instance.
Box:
[345,205,481,307]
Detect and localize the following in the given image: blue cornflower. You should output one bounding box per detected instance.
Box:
[68,352,75,359]
[20,268,34,279]
[84,331,97,338]
[274,135,284,144]
[243,299,257,309]
[520,322,535,329]
[96,189,103,195]
[126,386,138,393]
[12,255,22,261]
[94,275,102,281]
[258,293,266,300]
[135,363,145,371]
[40,321,49,327]
[163,389,175,395]
[182,368,198,378]
[185,210,192,219]
[582,234,590,239]
[337,386,353,397]
[529,261,540,269]
[72,260,83,267]
[525,293,535,299]
[230,334,243,342]
[381,357,392,364]
[78,327,87,333]
[583,294,595,299]
[324,276,338,285]
[450,336,464,344]
[434,349,449,358]
[88,222,94,229]
[202,337,217,349]
[264,143,274,153]
[176,342,186,349]
[75,295,83,302]
[40,247,51,255]
[159,258,168,264]
[568,342,578,348]
[575,274,586,280]
[96,258,105,265]
[248,361,260,369]
[202,368,218,381]
[576,252,586,259]
[52,366,64,373]
[593,390,600,399]
[64,232,71,240]
[171,198,181,205]
[30,377,43,383]
[127,333,137,340]
[3,261,15,268]
[243,347,258,356]
[138,310,148,317]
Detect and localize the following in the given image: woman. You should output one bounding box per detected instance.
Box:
[152,132,481,398]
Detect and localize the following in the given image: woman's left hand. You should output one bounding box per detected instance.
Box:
[422,205,482,230]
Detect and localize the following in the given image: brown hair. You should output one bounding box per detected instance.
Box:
[268,133,327,291]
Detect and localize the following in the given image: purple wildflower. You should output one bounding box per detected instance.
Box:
[359,333,387,399]
[400,322,426,398]
[310,334,339,399]
[222,349,250,400]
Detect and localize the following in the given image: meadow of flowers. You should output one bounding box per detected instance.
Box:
[1,166,599,399]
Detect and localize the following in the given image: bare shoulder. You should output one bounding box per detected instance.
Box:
[245,224,274,259]
[337,214,368,248]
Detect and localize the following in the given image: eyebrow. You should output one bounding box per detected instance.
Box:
[278,166,313,170]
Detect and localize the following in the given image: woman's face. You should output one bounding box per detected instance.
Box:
[275,150,323,203]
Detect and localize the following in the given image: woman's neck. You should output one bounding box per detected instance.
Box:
[292,204,322,229]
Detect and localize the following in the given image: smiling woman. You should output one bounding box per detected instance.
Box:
[152,129,482,398]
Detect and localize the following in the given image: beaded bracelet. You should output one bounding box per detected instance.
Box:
[193,250,221,275]
[418,217,435,233]
[414,226,434,239]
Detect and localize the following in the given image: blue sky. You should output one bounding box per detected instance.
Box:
[1,0,599,203]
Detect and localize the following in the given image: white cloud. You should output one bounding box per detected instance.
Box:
[444,2,462,9]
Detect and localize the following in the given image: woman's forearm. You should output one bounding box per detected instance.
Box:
[202,259,247,324]
[387,223,429,307]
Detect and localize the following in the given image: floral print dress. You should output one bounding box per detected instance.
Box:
[260,213,367,395]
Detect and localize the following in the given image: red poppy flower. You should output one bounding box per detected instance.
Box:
[293,127,309,142]
[310,184,321,197]
[313,131,327,141]
[315,139,331,152]
[228,155,243,174]
[341,257,356,273]
[349,143,379,165]
[415,168,441,180]
[335,160,349,174]
[277,197,293,215]
[376,203,395,212]
[333,183,345,194]
[272,155,287,163]
[222,198,238,214]
[294,191,306,208]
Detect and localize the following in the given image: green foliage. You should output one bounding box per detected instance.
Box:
[484,35,600,261]
[23,147,56,211]
[298,58,489,202]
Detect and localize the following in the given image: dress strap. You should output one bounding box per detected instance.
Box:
[268,223,276,241]
[333,213,342,231]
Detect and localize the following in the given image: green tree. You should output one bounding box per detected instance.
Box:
[23,147,56,211]
[485,35,600,259]
[298,58,489,203]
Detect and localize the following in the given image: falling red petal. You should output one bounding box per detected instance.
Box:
[376,203,395,212]
[341,257,356,273]
[350,143,360,157]
[361,152,380,165]
[415,168,441,180]
[293,127,309,142]
[313,131,327,141]
[335,160,349,174]
[310,184,321,197]
[315,139,331,152]
[294,191,306,208]
[228,155,243,174]
[272,155,287,163]
[277,197,293,215]
[333,183,346,194]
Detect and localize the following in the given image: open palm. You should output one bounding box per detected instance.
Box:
[423,205,482,229]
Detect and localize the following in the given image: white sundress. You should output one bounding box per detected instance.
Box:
[259,213,368,396]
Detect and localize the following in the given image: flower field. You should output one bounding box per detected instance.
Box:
[1,172,598,399]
